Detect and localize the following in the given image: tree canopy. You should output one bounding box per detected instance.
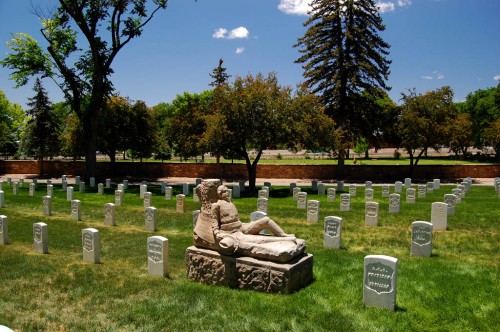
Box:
[295,0,391,162]
[1,0,168,180]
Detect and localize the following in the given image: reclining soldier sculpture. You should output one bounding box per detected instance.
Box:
[193,179,306,263]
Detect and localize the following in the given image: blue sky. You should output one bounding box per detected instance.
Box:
[0,0,499,109]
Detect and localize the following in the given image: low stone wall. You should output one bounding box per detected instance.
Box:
[0,160,499,182]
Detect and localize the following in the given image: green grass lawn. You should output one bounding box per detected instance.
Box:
[0,181,498,331]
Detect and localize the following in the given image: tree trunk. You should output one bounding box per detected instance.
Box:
[244,149,263,193]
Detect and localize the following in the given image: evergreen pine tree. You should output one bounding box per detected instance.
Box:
[295,0,391,163]
[22,78,61,174]
[209,58,231,87]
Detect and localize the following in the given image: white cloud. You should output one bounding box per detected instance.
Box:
[421,76,433,80]
[437,73,444,80]
[235,47,245,55]
[398,0,412,7]
[377,2,395,13]
[421,71,444,80]
[494,75,500,81]
[278,0,311,16]
[213,26,249,39]
[212,28,228,39]
[228,27,249,39]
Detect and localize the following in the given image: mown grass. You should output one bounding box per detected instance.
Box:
[0,180,498,331]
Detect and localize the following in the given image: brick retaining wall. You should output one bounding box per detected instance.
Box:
[1,160,498,182]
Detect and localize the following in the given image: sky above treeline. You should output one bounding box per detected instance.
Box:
[0,0,499,109]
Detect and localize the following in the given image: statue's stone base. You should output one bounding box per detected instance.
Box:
[185,246,313,294]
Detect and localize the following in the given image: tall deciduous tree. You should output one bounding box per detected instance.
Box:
[396,86,456,176]
[1,0,167,180]
[21,78,61,174]
[295,0,391,165]
[0,90,25,157]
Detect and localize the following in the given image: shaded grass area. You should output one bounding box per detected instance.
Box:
[0,182,498,331]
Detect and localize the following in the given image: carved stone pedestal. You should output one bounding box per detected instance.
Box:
[186,246,313,294]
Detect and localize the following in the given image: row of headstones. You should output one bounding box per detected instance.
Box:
[0,216,169,277]
[35,194,186,231]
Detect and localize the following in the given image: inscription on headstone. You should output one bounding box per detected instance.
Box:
[365,181,373,189]
[411,221,433,257]
[451,188,462,203]
[444,194,457,215]
[381,184,390,198]
[327,188,336,202]
[389,194,400,213]
[365,202,379,226]
[82,228,100,263]
[364,255,398,310]
[258,189,268,199]
[324,216,342,249]
[98,183,104,195]
[404,178,411,189]
[147,236,169,277]
[42,196,52,216]
[349,184,357,197]
[426,182,434,193]
[144,192,152,209]
[46,184,53,198]
[12,182,18,195]
[145,207,158,232]
[340,193,351,212]
[307,200,320,223]
[365,188,374,202]
[176,194,186,213]
[193,188,200,202]
[29,183,35,196]
[406,188,416,204]
[104,203,116,226]
[418,185,427,198]
[71,200,81,221]
[33,222,48,254]
[115,190,122,206]
[293,187,301,201]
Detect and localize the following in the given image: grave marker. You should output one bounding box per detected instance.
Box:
[365,181,373,189]
[307,200,320,223]
[404,178,411,189]
[75,176,81,186]
[381,184,390,198]
[104,203,116,226]
[193,188,200,202]
[67,186,74,201]
[42,196,52,216]
[444,194,457,216]
[195,178,202,186]
[145,207,158,232]
[29,183,35,196]
[290,183,296,194]
[426,182,434,193]
[389,194,401,213]
[239,180,246,192]
[293,187,301,201]
[144,192,152,209]
[33,222,48,254]
[418,185,427,198]
[147,236,169,277]
[318,183,326,195]
[433,179,440,190]
[140,184,147,199]
[364,255,398,310]
[406,188,416,204]
[0,215,8,245]
[337,181,344,192]
[90,177,96,188]
[79,182,85,193]
[431,202,448,231]
[165,186,173,200]
[365,202,379,226]
[46,184,53,198]
[232,185,240,198]
[71,200,81,221]
[348,184,357,197]
[451,188,462,203]
[394,181,403,193]
[297,192,307,209]
[106,179,111,189]
[365,188,374,202]
[113,190,122,206]
[324,216,342,249]
[257,198,268,213]
[0,191,4,208]
[327,188,336,202]
[98,183,104,195]
[12,182,18,196]
[182,183,190,196]
[176,194,186,213]
[411,221,433,257]
[82,228,100,263]
[311,180,318,191]
[340,193,351,212]
[123,180,128,190]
